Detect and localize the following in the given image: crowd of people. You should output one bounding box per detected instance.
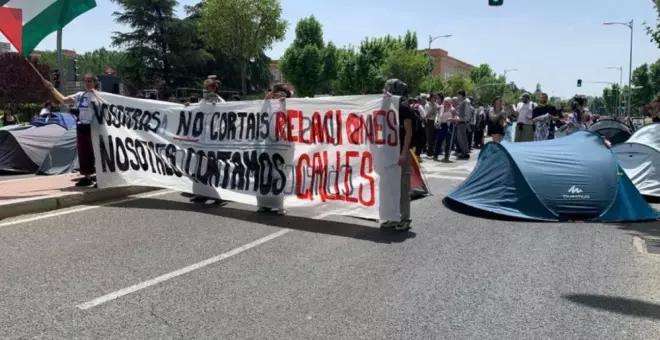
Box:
[401,90,634,162]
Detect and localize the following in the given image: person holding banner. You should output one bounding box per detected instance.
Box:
[257,83,292,215]
[188,77,226,204]
[43,73,99,187]
[380,79,413,231]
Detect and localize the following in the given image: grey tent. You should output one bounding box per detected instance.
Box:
[0,124,67,173]
[37,125,79,175]
[589,119,632,146]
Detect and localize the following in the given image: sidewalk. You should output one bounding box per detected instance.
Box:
[0,174,157,220]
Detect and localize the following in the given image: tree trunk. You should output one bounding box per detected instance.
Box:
[240,59,248,98]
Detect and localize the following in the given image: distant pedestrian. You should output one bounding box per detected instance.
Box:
[423,93,440,157]
[454,90,471,159]
[434,97,457,161]
[474,102,486,148]
[489,96,507,143]
[514,93,536,142]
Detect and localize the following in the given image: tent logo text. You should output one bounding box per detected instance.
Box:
[563,186,590,199]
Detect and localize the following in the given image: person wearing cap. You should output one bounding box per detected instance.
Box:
[380,79,413,231]
[514,93,536,142]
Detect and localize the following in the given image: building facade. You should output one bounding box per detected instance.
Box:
[426,48,473,79]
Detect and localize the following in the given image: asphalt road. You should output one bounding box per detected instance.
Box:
[1,157,660,339]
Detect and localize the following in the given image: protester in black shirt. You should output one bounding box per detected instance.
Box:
[381,78,413,231]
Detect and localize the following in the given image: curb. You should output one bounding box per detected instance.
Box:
[0,186,159,220]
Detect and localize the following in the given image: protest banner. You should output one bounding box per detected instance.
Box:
[90,93,403,221]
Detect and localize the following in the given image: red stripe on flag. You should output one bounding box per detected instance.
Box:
[0,7,22,54]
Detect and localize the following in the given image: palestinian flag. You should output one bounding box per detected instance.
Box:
[0,0,97,57]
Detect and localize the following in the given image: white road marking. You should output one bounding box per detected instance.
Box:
[0,190,176,228]
[76,212,331,310]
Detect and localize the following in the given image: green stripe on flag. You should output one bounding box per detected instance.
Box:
[21,0,97,57]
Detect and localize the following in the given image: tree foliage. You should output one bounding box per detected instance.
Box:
[603,58,660,115]
[198,0,288,96]
[280,16,329,97]
[0,53,51,105]
[36,48,129,77]
[644,0,660,49]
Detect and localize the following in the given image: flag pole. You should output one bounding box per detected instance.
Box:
[56,29,64,110]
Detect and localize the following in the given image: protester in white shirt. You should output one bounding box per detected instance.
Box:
[423,93,439,157]
[44,73,99,187]
[514,93,536,142]
[434,97,457,161]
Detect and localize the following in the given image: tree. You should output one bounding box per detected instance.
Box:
[380,49,430,94]
[0,53,51,105]
[36,48,129,77]
[644,0,660,49]
[110,0,180,92]
[469,64,507,105]
[279,16,326,97]
[418,75,446,94]
[198,0,288,96]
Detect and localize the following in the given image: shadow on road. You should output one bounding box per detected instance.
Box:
[113,198,417,244]
[563,294,660,320]
[614,221,660,248]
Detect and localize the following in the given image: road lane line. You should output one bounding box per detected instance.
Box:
[0,190,176,228]
[76,228,292,310]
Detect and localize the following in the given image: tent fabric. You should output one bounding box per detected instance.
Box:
[0,124,34,132]
[589,119,632,145]
[445,131,658,222]
[30,113,77,129]
[410,150,430,198]
[0,124,67,173]
[37,125,79,175]
[612,123,660,197]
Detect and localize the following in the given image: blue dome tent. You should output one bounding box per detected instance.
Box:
[445,131,658,222]
[30,113,77,129]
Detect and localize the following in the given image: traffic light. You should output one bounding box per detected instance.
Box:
[52,69,60,89]
[489,0,503,6]
[67,58,79,81]
[577,79,582,87]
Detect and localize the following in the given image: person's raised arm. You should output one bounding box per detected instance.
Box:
[42,79,75,105]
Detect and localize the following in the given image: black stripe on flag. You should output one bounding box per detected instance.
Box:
[0,1,12,7]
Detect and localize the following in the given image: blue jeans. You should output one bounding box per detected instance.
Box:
[434,123,452,158]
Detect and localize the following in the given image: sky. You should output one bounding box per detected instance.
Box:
[2,0,659,98]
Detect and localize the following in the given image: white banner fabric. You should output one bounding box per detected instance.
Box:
[90,93,403,221]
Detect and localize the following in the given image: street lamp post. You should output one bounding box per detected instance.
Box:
[606,66,623,116]
[603,20,633,117]
[428,34,452,50]
[503,69,518,79]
